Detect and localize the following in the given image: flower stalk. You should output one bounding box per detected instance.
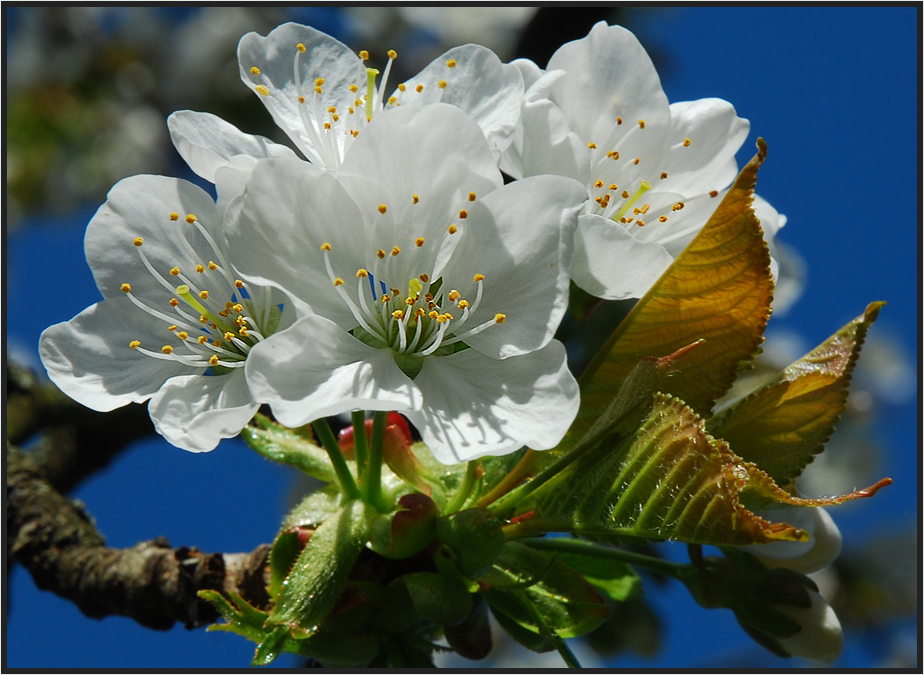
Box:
[313,417,360,500]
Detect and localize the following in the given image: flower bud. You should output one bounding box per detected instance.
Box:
[748,507,842,574]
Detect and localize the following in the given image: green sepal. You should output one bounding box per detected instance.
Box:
[252,625,290,667]
[547,548,641,602]
[488,601,553,653]
[267,500,374,637]
[367,493,439,559]
[436,508,506,579]
[242,413,335,482]
[444,594,493,660]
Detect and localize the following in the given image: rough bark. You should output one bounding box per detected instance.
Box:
[7,444,271,630]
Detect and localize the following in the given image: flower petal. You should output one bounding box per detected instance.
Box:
[749,507,842,575]
[148,369,258,452]
[406,341,579,464]
[396,44,524,160]
[244,314,422,427]
[39,297,190,412]
[572,213,675,300]
[501,97,590,183]
[238,23,366,163]
[167,110,297,183]
[227,158,368,329]
[85,175,222,300]
[447,175,586,359]
[547,22,670,148]
[656,99,749,197]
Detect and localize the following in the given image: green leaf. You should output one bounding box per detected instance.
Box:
[436,508,506,579]
[391,572,474,626]
[367,493,439,559]
[444,595,493,660]
[267,500,374,637]
[532,394,809,546]
[710,301,885,483]
[481,542,610,640]
[561,140,773,452]
[200,589,268,643]
[242,414,335,481]
[550,550,641,602]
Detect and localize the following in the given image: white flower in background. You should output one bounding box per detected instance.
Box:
[501,21,783,300]
[769,586,844,663]
[229,104,586,464]
[236,22,524,169]
[39,175,291,452]
[749,507,843,574]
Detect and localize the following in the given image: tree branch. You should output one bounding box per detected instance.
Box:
[7,444,271,630]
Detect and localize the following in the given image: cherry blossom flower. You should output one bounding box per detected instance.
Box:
[236,22,524,169]
[501,22,781,300]
[228,104,586,464]
[39,174,292,452]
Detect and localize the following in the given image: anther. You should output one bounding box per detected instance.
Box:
[333,277,344,287]
[659,215,669,223]
[683,137,692,147]
[638,119,646,129]
[398,83,406,92]
[412,194,419,204]
[468,192,477,201]
[185,214,197,224]
[622,191,630,199]
[609,184,618,190]
[448,224,457,234]
[315,77,325,87]
[198,335,208,345]
[594,180,604,188]
[473,274,485,282]
[616,116,623,125]
[607,151,620,160]
[169,212,180,221]
[169,298,179,307]
[255,85,270,97]
[177,331,189,340]
[458,300,470,309]
[356,268,369,278]
[168,325,178,332]
[224,332,235,342]
[129,340,141,349]
[633,157,640,165]
[235,279,244,288]
[428,310,439,319]
[162,345,173,354]
[438,80,447,89]
[387,96,397,106]
[359,50,369,61]
[297,43,306,53]
[209,355,219,366]
[416,84,424,93]
[459,209,468,219]
[133,237,143,247]
[196,264,205,273]
[415,237,425,247]
[233,303,244,313]
[661,172,669,179]
[377,249,386,259]
[710,190,719,198]
[392,310,404,320]
[418,273,429,283]
[494,313,506,324]
[588,142,597,149]
[298,96,305,104]
[321,242,332,251]
[250,66,261,75]
[391,246,400,256]
[636,219,645,227]
[378,204,388,214]
[388,49,397,59]
[120,283,132,293]
[672,202,685,211]
[447,59,457,68]
[448,290,461,302]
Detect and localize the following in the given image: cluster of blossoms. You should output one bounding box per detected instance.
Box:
[39,21,847,664]
[41,22,784,459]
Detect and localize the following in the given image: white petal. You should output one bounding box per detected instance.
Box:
[572,213,674,300]
[447,175,586,359]
[244,315,422,427]
[775,590,844,663]
[503,98,590,183]
[509,57,545,92]
[85,175,222,300]
[39,297,190,412]
[397,44,524,160]
[167,110,297,183]
[238,23,366,163]
[656,99,749,196]
[750,507,843,575]
[547,22,670,148]
[407,341,579,464]
[227,158,368,329]
[338,104,502,249]
[148,369,258,452]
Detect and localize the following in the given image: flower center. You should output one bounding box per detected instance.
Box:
[319,231,505,379]
[120,212,280,374]
[246,46,459,168]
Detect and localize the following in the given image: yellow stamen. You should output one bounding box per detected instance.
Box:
[356,268,369,278]
[196,264,205,273]
[659,215,669,223]
[494,313,506,324]
[683,137,692,147]
[415,84,424,93]
[255,85,270,97]
[588,142,597,149]
[250,66,261,76]
[235,280,244,288]
[162,345,173,354]
[321,242,332,251]
[412,193,419,204]
[129,340,141,349]
[169,212,179,221]
[447,59,457,68]
[168,325,177,332]
[333,277,344,287]
[473,274,485,282]
[458,300,470,310]
[378,204,387,214]
[209,261,218,270]
[120,283,132,293]
[209,355,219,366]
[377,249,386,259]
[359,50,369,61]
[296,43,306,53]
[438,80,447,89]
[391,246,400,256]
[392,310,404,320]
[638,119,646,129]
[199,290,209,300]
[315,78,325,87]
[616,116,623,125]
[198,335,208,345]
[185,214,197,224]
[672,202,685,211]
[447,290,461,302]
[448,224,457,234]
[177,331,189,340]
[387,49,397,59]
[468,192,477,202]
[133,237,143,247]
[398,83,406,92]
[459,209,468,219]
[415,237,425,247]
[170,267,180,276]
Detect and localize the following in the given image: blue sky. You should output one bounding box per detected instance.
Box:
[6,6,918,669]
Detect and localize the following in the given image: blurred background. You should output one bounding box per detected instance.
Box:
[5,6,918,668]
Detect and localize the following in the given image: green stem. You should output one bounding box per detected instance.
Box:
[518,591,582,668]
[364,411,389,509]
[445,460,479,513]
[351,410,368,481]
[313,418,359,500]
[523,537,687,579]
